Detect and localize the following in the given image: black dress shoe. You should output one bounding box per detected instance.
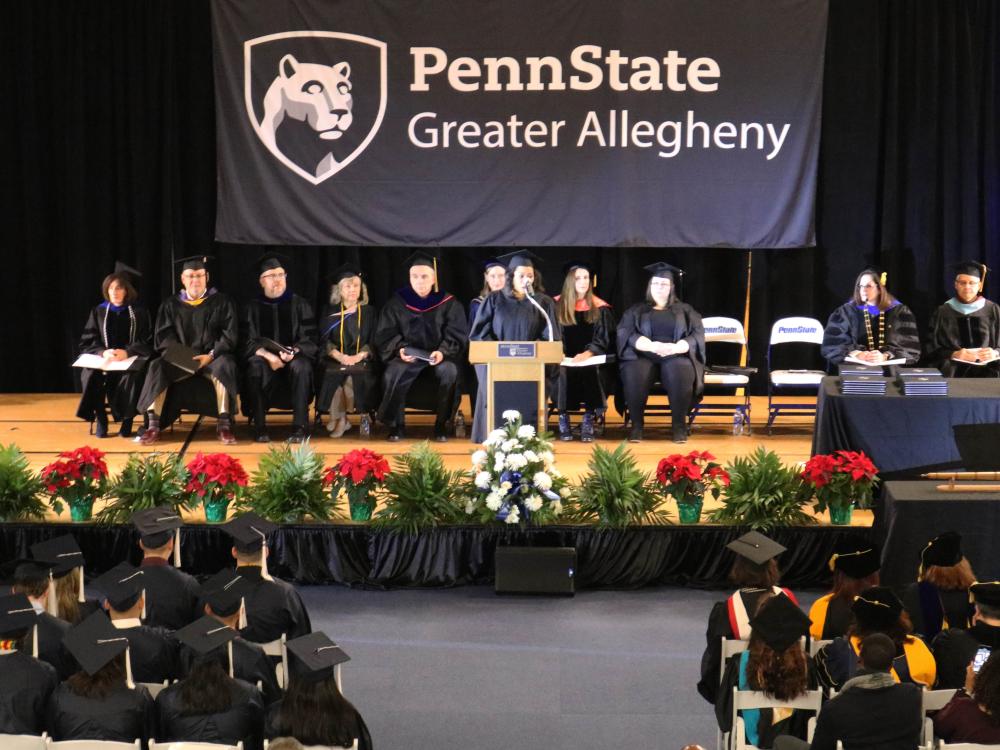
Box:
[672,426,689,444]
[628,426,643,443]
[119,418,134,438]
[287,427,307,444]
[387,424,405,442]
[94,414,109,439]
[254,431,271,443]
[433,421,448,442]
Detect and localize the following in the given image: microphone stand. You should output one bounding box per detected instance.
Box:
[524,282,554,342]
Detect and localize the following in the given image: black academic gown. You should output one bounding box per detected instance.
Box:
[0,650,58,735]
[468,288,561,443]
[156,678,264,750]
[137,289,240,427]
[265,697,373,750]
[317,303,381,415]
[557,303,615,412]
[932,621,1000,689]
[925,299,1000,376]
[241,291,318,429]
[820,301,921,368]
[139,559,202,632]
[76,302,153,422]
[179,638,281,707]
[112,621,180,683]
[902,582,973,641]
[230,567,311,644]
[35,610,75,679]
[374,289,468,426]
[48,682,155,744]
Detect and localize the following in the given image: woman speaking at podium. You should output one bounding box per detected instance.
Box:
[468,250,561,443]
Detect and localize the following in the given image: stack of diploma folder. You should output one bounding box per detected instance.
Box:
[896,368,948,396]
[839,374,888,395]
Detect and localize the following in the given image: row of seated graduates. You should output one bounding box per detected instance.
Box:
[0,509,372,749]
[697,530,1000,747]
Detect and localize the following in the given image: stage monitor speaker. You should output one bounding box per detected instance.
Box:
[494,546,576,596]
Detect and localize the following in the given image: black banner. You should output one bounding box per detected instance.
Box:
[213,0,828,247]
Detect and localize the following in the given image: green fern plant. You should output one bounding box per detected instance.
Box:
[567,443,670,528]
[373,442,466,533]
[0,443,47,521]
[98,452,189,524]
[245,443,338,523]
[705,446,814,530]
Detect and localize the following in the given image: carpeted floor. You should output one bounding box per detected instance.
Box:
[298,584,822,750]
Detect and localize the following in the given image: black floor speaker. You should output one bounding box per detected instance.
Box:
[494,546,576,595]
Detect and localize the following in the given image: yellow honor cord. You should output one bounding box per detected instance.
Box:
[338,304,362,355]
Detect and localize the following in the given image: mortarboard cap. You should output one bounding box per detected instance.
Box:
[113,261,143,284]
[643,262,683,281]
[201,568,253,619]
[0,558,55,588]
[174,255,214,273]
[920,531,963,571]
[131,506,183,550]
[726,531,786,566]
[92,562,145,612]
[749,594,811,652]
[403,251,440,292]
[329,263,363,286]
[222,512,278,554]
[0,593,37,638]
[970,581,1000,609]
[176,614,238,657]
[828,542,881,579]
[63,610,131,676]
[852,586,903,629]
[953,261,986,280]
[30,535,84,578]
[483,258,506,272]
[286,631,351,683]
[497,250,543,271]
[255,252,291,276]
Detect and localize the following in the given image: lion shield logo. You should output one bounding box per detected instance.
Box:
[245,31,387,185]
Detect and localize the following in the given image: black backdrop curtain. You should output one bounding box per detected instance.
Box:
[3,0,998,393]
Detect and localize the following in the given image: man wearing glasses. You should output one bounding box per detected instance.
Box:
[241,252,317,443]
[137,255,240,445]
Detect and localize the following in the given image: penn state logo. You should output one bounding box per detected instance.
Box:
[244,31,387,185]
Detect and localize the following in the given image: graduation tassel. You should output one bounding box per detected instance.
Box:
[125,646,134,689]
[32,624,38,658]
[238,598,247,631]
[77,566,85,603]
[141,589,146,621]
[433,257,439,293]
[228,639,235,678]
[251,524,273,582]
[46,573,58,617]
[173,527,181,567]
[879,271,887,288]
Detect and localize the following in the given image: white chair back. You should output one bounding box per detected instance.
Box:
[258,633,288,690]
[47,741,140,750]
[703,317,748,345]
[938,744,1000,749]
[922,687,956,712]
[0,734,47,750]
[769,317,824,345]
[149,742,244,750]
[720,637,750,683]
[809,638,832,658]
[731,687,823,750]
[138,680,170,699]
[264,741,359,750]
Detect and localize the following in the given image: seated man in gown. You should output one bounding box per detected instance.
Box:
[925,260,1000,376]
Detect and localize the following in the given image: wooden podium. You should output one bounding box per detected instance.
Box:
[469,341,564,433]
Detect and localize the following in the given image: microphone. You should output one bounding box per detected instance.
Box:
[523,280,554,342]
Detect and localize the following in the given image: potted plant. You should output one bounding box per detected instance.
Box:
[706,447,814,530]
[0,443,48,521]
[569,442,666,528]
[40,445,109,522]
[324,448,390,521]
[184,452,248,523]
[801,449,879,525]
[374,442,466,533]
[655,450,730,524]
[462,410,570,525]
[246,443,336,523]
[97,452,189,524]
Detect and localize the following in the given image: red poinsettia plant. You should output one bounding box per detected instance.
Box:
[40,446,109,516]
[184,452,249,507]
[801,450,879,512]
[324,448,391,519]
[655,450,730,505]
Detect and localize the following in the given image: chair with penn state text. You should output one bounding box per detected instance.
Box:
[765,317,826,434]
[690,316,756,434]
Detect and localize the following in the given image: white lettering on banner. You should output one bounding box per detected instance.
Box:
[411,45,720,93]
[409,112,566,148]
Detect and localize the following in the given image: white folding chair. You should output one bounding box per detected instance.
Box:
[717,638,751,750]
[938,743,1000,750]
[258,633,289,689]
[47,740,140,750]
[690,317,755,434]
[138,679,170,698]
[149,742,244,750]
[730,686,823,750]
[921,688,957,746]
[809,638,832,658]
[765,316,826,433]
[0,734,47,750]
[264,740,359,750]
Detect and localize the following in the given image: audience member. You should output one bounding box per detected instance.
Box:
[808,542,881,640]
[0,593,59,735]
[3,558,74,678]
[933,581,1000,689]
[131,506,202,631]
[934,647,1000,744]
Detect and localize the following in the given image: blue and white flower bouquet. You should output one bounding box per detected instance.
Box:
[463,410,572,525]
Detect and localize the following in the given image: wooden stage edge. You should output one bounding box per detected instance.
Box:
[0,393,871,528]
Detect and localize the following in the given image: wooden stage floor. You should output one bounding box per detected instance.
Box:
[0,393,871,527]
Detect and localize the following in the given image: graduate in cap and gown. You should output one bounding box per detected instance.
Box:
[814,586,936,691]
[808,542,881,641]
[715,595,817,749]
[553,260,615,442]
[2,558,75,678]
[156,615,265,749]
[131,506,202,631]
[821,266,921,368]
[219,513,312,643]
[925,261,1000,376]
[265,632,372,750]
[374,251,468,441]
[137,254,240,445]
[902,531,975,641]
[697,531,800,703]
[30,534,99,624]
[317,262,380,438]
[617,262,704,443]
[466,259,507,416]
[932,581,1000,690]
[75,261,153,438]
[92,561,179,683]
[469,250,561,444]
[241,252,318,443]
[0,593,59,735]
[181,569,280,705]
[48,610,156,743]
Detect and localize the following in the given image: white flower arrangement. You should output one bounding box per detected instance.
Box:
[462,411,572,525]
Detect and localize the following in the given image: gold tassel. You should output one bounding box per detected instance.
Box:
[46,573,58,617]
[433,257,439,293]
[238,597,247,630]
[173,527,181,568]
[879,271,887,287]
[982,264,988,291]
[827,554,838,572]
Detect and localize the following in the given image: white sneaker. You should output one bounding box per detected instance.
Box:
[330,417,353,438]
